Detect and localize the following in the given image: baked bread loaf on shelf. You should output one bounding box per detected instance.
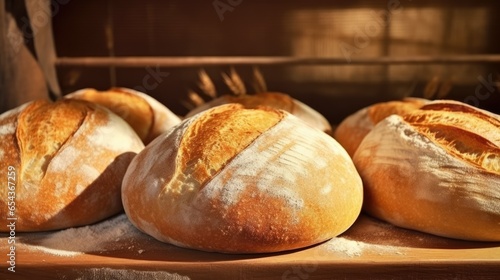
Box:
[66,87,181,144]
[334,98,428,156]
[0,99,144,232]
[123,104,362,253]
[353,100,500,241]
[185,92,333,135]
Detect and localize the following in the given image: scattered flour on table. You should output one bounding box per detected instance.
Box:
[324,237,405,257]
[23,214,146,257]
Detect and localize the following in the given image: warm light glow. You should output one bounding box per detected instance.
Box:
[283,7,490,86]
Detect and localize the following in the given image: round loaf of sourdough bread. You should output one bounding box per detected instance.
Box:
[353,100,500,241]
[334,98,428,157]
[122,104,362,253]
[185,92,333,134]
[0,99,144,232]
[66,87,181,144]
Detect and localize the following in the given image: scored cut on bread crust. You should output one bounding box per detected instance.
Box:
[353,100,500,241]
[123,104,362,253]
[185,92,333,134]
[0,99,144,232]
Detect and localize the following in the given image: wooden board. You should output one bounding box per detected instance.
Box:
[1,213,499,280]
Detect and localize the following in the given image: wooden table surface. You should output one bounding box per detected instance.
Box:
[1,213,499,280]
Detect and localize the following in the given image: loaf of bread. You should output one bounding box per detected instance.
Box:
[334,98,428,156]
[66,87,181,144]
[0,99,144,232]
[185,92,333,134]
[353,100,500,241]
[122,104,362,253]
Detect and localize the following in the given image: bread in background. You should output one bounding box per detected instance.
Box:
[185,92,333,135]
[334,97,428,157]
[66,87,181,144]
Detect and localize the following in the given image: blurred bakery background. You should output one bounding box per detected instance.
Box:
[2,0,500,123]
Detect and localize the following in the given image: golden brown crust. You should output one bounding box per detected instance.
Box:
[67,88,153,141]
[17,100,87,185]
[367,98,427,124]
[226,92,295,111]
[123,104,363,253]
[0,99,144,232]
[353,100,500,241]
[179,104,283,189]
[65,88,181,144]
[403,102,500,174]
[334,98,428,157]
[185,92,332,133]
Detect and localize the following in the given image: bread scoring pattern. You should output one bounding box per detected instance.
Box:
[122,104,363,253]
[185,92,332,134]
[0,99,144,232]
[353,100,500,241]
[175,105,283,194]
[404,101,500,173]
[17,100,87,187]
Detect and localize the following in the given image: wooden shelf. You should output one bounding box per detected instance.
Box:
[1,214,499,279]
[55,55,500,68]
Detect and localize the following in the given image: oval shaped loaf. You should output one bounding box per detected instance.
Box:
[185,92,333,135]
[334,98,428,156]
[0,99,144,232]
[123,104,362,253]
[66,87,181,144]
[353,100,500,241]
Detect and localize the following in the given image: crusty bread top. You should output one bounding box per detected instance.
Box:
[353,111,500,241]
[402,100,500,174]
[334,97,428,156]
[0,99,145,231]
[0,103,29,174]
[185,92,294,118]
[123,103,362,252]
[225,92,294,111]
[185,92,332,134]
[66,88,153,141]
[16,100,87,185]
[66,87,183,144]
[367,98,428,124]
[178,104,283,191]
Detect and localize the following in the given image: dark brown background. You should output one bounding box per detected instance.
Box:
[5,0,500,122]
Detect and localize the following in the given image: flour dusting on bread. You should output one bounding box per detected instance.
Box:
[354,102,500,241]
[0,99,144,232]
[122,104,363,253]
